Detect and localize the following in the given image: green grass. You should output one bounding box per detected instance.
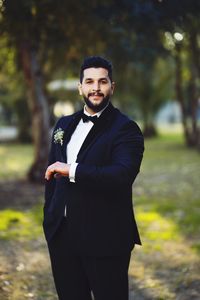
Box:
[0,136,200,300]
[0,205,43,240]
[0,137,199,250]
[0,143,33,180]
[133,133,200,252]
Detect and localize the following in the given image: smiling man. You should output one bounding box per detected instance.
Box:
[78,66,114,113]
[43,56,144,300]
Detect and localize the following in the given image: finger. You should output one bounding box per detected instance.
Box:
[45,170,50,180]
[45,167,54,180]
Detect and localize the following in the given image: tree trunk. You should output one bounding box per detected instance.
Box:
[174,43,191,146]
[189,27,200,78]
[142,111,158,138]
[189,28,200,151]
[143,123,158,138]
[19,42,50,183]
[187,64,198,146]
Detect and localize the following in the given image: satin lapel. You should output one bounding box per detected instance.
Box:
[76,103,116,162]
[61,110,83,162]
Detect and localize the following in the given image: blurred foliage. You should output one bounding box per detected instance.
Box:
[117,56,174,136]
[0,35,24,111]
[0,0,200,146]
[0,35,31,139]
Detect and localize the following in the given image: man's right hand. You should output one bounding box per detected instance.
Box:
[45,162,70,180]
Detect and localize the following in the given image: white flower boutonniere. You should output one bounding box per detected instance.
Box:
[53,128,64,145]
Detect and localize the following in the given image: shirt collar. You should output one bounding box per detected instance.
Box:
[84,102,109,118]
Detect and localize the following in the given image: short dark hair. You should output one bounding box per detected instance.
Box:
[80,56,113,83]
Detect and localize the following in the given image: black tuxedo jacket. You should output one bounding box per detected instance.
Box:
[43,103,144,256]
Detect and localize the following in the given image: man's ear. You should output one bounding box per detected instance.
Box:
[78,83,82,95]
[111,81,115,95]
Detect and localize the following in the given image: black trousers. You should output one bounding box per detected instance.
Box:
[47,218,131,300]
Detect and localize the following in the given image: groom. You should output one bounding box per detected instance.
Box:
[44,56,144,300]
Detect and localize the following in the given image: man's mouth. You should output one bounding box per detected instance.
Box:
[89,93,104,98]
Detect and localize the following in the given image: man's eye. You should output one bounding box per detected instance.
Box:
[101,80,108,84]
[85,80,93,84]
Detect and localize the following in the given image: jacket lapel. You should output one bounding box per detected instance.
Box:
[76,103,116,162]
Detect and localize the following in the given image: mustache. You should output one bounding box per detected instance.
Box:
[88,92,104,97]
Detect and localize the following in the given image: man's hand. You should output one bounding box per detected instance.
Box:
[45,162,70,180]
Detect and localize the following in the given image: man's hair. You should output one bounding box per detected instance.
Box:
[80,56,113,83]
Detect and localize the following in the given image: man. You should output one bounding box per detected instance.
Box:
[44,56,144,300]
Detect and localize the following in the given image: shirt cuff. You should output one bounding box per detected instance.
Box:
[69,163,78,183]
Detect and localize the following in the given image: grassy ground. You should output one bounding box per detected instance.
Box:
[0,134,200,299]
[129,134,200,299]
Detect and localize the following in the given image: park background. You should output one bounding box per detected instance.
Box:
[0,0,200,299]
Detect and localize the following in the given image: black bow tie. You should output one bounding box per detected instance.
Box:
[82,114,98,124]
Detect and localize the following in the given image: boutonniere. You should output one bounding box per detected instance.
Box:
[53,128,64,145]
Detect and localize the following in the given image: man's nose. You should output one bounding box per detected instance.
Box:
[92,81,100,91]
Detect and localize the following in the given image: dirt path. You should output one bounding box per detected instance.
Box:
[0,180,200,299]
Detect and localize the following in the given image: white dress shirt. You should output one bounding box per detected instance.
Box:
[64,104,108,216]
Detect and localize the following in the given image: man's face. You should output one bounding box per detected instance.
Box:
[78,67,115,113]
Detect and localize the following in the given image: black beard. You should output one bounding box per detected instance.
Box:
[83,95,110,112]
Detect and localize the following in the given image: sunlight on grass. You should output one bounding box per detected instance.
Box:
[129,259,176,299]
[0,206,43,240]
[0,135,199,299]
[130,206,200,299]
[137,209,179,243]
[0,144,33,180]
[157,124,183,136]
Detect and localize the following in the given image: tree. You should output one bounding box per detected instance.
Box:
[103,0,172,136]
[0,0,113,182]
[157,0,200,150]
[1,1,52,182]
[0,34,32,141]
